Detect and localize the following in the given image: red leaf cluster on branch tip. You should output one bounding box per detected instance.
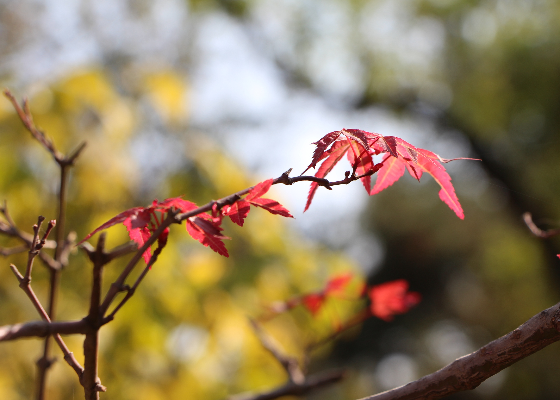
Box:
[267,274,420,323]
[302,128,473,219]
[80,179,293,258]
[368,279,421,321]
[79,198,200,262]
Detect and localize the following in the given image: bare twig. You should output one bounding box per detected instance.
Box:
[103,239,165,324]
[98,210,178,317]
[228,320,345,400]
[0,319,90,341]
[360,301,560,400]
[523,212,560,239]
[249,319,305,384]
[0,244,29,255]
[228,369,345,400]
[306,309,370,353]
[9,263,85,380]
[4,89,89,399]
[3,89,87,167]
[0,202,59,270]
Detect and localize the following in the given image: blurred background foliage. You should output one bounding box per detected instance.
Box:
[1,0,560,399]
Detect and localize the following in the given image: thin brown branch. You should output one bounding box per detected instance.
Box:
[173,169,372,224]
[103,240,164,324]
[360,301,560,400]
[0,244,28,255]
[523,212,560,239]
[34,218,57,400]
[249,319,305,384]
[0,319,90,341]
[1,203,59,270]
[3,89,63,161]
[25,217,55,281]
[228,369,345,400]
[98,210,178,316]
[83,234,109,399]
[306,309,370,353]
[9,263,85,379]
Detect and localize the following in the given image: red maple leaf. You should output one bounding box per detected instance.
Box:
[223,200,251,226]
[304,129,473,219]
[80,197,231,260]
[289,273,354,316]
[324,273,353,295]
[186,213,230,257]
[304,140,351,211]
[368,280,421,321]
[224,179,293,226]
[301,293,324,316]
[370,154,406,195]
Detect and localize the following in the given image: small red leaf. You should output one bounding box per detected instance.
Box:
[186,216,230,257]
[416,149,464,219]
[302,130,343,174]
[157,197,198,213]
[301,293,325,316]
[347,140,375,193]
[341,129,371,152]
[123,221,152,264]
[249,197,293,218]
[246,179,273,201]
[224,200,251,226]
[370,154,406,195]
[324,273,353,296]
[79,206,147,244]
[369,280,421,321]
[305,141,350,211]
[378,135,399,158]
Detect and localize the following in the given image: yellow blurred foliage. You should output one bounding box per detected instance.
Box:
[0,68,360,400]
[144,71,189,124]
[183,251,227,288]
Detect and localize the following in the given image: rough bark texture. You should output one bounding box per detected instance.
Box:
[361,302,560,400]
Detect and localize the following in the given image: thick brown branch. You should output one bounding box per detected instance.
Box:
[83,234,108,400]
[360,301,560,400]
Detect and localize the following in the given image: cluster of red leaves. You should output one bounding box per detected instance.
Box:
[80,179,292,259]
[267,274,354,316]
[302,129,471,219]
[81,130,470,260]
[267,273,420,323]
[368,279,421,321]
